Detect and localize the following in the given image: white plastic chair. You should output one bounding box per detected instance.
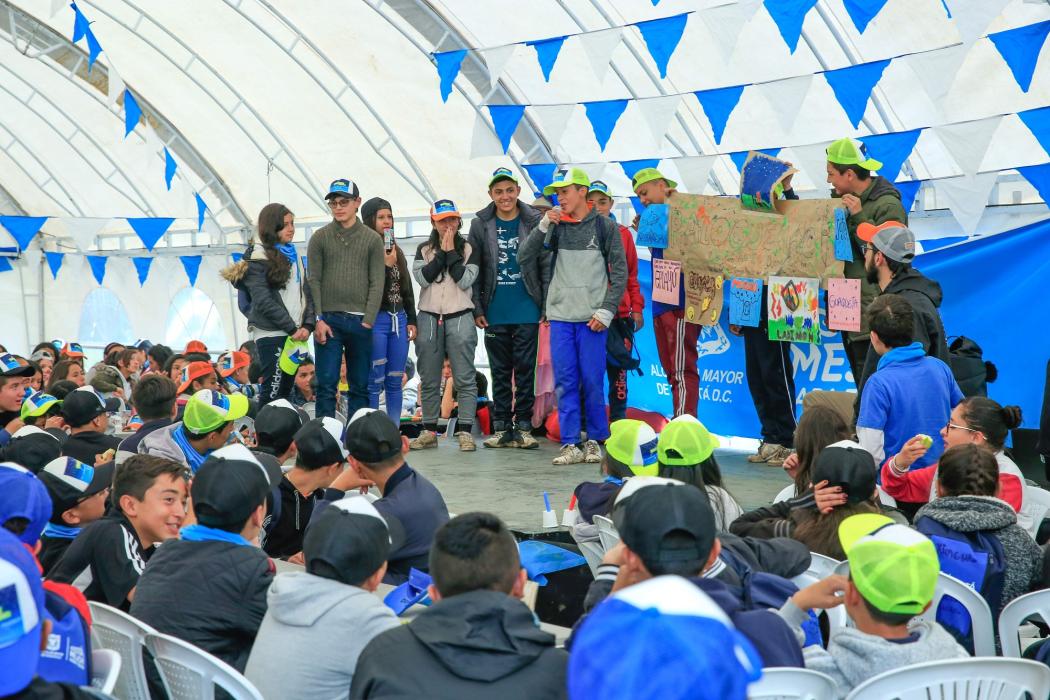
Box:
[88,601,158,700]
[593,515,621,552]
[90,648,122,695]
[845,657,1050,699]
[145,631,263,700]
[1022,484,1050,538]
[576,539,604,578]
[999,588,1050,657]
[791,553,849,632]
[749,667,838,699]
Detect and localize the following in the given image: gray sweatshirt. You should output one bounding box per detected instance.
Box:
[778,600,968,698]
[244,571,399,700]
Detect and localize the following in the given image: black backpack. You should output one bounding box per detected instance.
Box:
[948,336,997,398]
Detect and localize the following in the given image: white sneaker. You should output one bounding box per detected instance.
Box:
[583,440,603,463]
[552,443,585,465]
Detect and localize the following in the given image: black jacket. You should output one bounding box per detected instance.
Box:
[262,476,343,559]
[350,590,567,699]
[222,245,316,335]
[60,431,121,466]
[129,539,274,672]
[468,201,549,318]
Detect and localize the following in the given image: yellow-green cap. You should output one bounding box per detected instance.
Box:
[183,389,249,435]
[20,391,60,420]
[657,414,719,466]
[279,337,311,375]
[826,138,882,171]
[839,514,939,615]
[631,167,677,193]
[605,419,659,476]
[543,167,591,196]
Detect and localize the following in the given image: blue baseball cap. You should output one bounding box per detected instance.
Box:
[0,527,45,696]
[569,576,762,700]
[0,354,33,379]
[587,180,612,197]
[0,464,51,546]
[325,178,360,200]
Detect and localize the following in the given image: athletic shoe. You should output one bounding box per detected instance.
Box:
[409,430,438,450]
[765,444,793,468]
[517,431,539,449]
[456,432,477,452]
[483,430,521,449]
[583,440,603,463]
[747,442,789,464]
[552,443,585,465]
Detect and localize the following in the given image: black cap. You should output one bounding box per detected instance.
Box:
[344,409,402,464]
[0,353,34,378]
[3,426,63,473]
[60,387,122,428]
[811,440,877,504]
[254,399,308,448]
[191,444,271,529]
[616,484,717,569]
[304,495,404,586]
[38,457,114,519]
[294,417,349,469]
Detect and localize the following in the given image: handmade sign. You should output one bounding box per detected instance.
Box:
[740,151,796,212]
[636,203,669,248]
[827,278,861,332]
[729,277,763,328]
[832,208,853,262]
[684,271,724,326]
[652,258,682,305]
[767,276,820,344]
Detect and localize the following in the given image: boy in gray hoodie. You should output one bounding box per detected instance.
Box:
[245,495,400,699]
[777,514,967,698]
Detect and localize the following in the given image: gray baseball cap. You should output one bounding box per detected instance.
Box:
[858,221,916,263]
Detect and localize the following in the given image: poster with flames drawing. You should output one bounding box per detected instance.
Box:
[767,276,820,345]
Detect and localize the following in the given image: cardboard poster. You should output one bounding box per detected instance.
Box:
[652,258,682,306]
[740,151,796,212]
[684,271,724,326]
[635,203,669,248]
[827,278,861,332]
[729,277,763,328]
[767,276,820,344]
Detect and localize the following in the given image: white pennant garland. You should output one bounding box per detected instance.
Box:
[943,0,1010,44]
[579,28,623,82]
[107,67,126,107]
[699,0,762,63]
[61,218,109,251]
[469,112,505,159]
[760,74,813,135]
[49,0,65,17]
[934,116,1002,176]
[785,142,833,193]
[532,104,578,152]
[672,156,716,194]
[481,45,517,92]
[637,96,682,150]
[933,172,998,234]
[905,44,968,117]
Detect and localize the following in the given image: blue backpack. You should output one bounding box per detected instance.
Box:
[38,589,91,686]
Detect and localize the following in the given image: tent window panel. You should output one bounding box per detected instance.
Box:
[165,287,227,353]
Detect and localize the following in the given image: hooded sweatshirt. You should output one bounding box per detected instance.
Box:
[778,600,968,699]
[245,571,399,700]
[350,589,568,699]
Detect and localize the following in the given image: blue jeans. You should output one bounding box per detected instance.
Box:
[315,312,372,419]
[369,310,410,423]
[550,320,609,445]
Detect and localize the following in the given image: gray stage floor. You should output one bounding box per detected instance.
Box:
[405,437,791,530]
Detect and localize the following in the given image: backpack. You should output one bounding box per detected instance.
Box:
[948,336,997,398]
[606,317,642,374]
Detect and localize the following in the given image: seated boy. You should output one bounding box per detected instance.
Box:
[37,457,114,575]
[116,374,178,465]
[2,424,63,473]
[174,360,220,412]
[48,455,188,610]
[252,398,306,470]
[218,350,257,398]
[59,387,122,466]
[778,514,968,698]
[130,444,274,672]
[351,513,567,699]
[246,495,400,697]
[139,389,249,472]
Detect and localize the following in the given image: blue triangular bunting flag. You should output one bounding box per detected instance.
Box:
[1017,164,1050,205]
[629,196,646,216]
[86,255,107,285]
[842,0,889,34]
[164,148,177,190]
[180,255,202,286]
[194,192,208,231]
[862,129,922,182]
[824,59,891,128]
[764,0,818,53]
[730,149,781,173]
[0,257,12,273]
[132,257,152,286]
[634,14,688,79]
[895,180,922,213]
[988,20,1050,93]
[694,85,745,145]
[526,36,567,82]
[433,49,467,103]
[1019,106,1050,157]
[0,216,48,250]
[44,252,64,280]
[127,217,174,251]
[583,100,628,151]
[619,159,661,182]
[231,252,244,264]
[71,2,90,43]
[523,163,557,195]
[85,27,103,70]
[487,105,526,154]
[123,90,141,137]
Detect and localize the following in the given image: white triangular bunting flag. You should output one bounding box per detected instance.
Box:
[637,95,681,150]
[944,0,1010,43]
[934,116,1002,176]
[50,0,65,17]
[579,28,623,82]
[933,172,997,234]
[469,112,504,159]
[62,218,109,251]
[481,45,517,91]
[760,74,813,134]
[107,67,126,107]
[787,142,833,192]
[671,156,716,194]
[905,44,968,116]
[700,0,761,63]
[532,104,578,151]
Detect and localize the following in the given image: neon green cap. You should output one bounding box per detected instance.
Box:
[543,167,591,196]
[826,138,882,171]
[183,389,249,435]
[839,514,939,615]
[605,419,659,476]
[20,391,60,420]
[631,167,677,193]
[279,337,311,375]
[657,414,719,466]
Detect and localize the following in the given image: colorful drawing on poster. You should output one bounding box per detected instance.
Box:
[729,277,763,327]
[740,151,796,212]
[767,276,820,344]
[684,271,724,326]
[652,258,682,306]
[832,208,853,262]
[827,278,861,332]
[636,203,669,248]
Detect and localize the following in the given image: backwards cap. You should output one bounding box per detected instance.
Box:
[182,389,249,435]
[839,514,939,615]
[0,528,46,695]
[658,414,719,466]
[826,137,882,172]
[605,419,659,476]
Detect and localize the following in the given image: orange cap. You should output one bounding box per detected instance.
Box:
[184,340,208,354]
[856,220,904,243]
[217,351,250,378]
[177,361,215,394]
